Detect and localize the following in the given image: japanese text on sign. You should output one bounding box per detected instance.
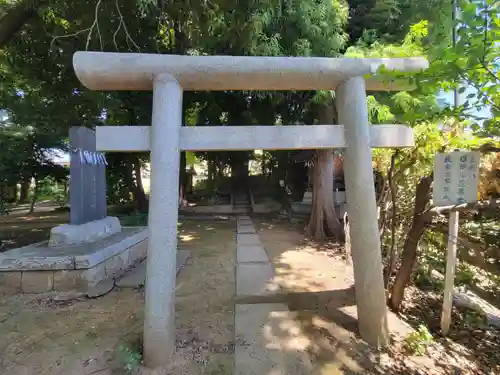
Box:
[433,151,479,207]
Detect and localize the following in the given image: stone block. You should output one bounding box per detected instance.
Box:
[116,250,191,288]
[81,262,108,288]
[86,279,114,298]
[237,224,256,234]
[237,245,269,263]
[104,254,126,279]
[22,271,54,293]
[49,216,122,247]
[128,240,148,265]
[53,270,87,292]
[236,263,278,298]
[0,272,22,294]
[237,234,261,246]
[0,243,74,271]
[74,227,147,269]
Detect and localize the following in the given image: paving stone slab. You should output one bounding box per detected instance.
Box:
[237,233,262,246]
[116,250,191,288]
[236,263,278,297]
[237,224,256,234]
[237,245,269,263]
[235,303,312,375]
[237,221,254,228]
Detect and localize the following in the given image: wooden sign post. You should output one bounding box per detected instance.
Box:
[433,151,480,335]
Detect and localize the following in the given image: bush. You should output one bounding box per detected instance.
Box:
[115,342,142,374]
[37,177,68,208]
[120,212,148,226]
[404,325,433,355]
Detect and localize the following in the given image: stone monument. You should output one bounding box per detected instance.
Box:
[49,127,121,246]
[0,126,147,296]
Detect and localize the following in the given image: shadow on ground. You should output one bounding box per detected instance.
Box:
[254,217,490,375]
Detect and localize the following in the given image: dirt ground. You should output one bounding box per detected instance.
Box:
[254,216,499,375]
[1,208,498,374]
[0,202,69,251]
[0,220,236,375]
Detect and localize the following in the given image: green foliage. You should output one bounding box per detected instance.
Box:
[460,308,487,329]
[37,177,68,208]
[116,344,142,374]
[119,212,148,226]
[404,325,434,355]
[455,263,477,286]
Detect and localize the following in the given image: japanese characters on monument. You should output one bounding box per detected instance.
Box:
[433,151,480,207]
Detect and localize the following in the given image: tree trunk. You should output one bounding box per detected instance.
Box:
[305,99,343,241]
[63,179,68,199]
[124,160,135,202]
[305,149,344,241]
[207,160,216,192]
[217,161,225,181]
[19,178,30,203]
[389,176,433,311]
[133,157,147,212]
[28,179,39,214]
[384,153,398,286]
[179,151,187,199]
[0,0,45,47]
[343,212,351,264]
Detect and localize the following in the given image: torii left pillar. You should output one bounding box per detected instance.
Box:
[143,73,182,367]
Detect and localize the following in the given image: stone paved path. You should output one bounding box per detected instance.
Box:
[234,216,311,375]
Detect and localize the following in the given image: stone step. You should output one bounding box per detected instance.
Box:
[233,208,252,214]
[234,303,312,375]
[116,250,191,288]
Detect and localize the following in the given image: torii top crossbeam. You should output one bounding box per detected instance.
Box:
[73,52,428,91]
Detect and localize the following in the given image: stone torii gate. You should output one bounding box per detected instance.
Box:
[73,52,428,367]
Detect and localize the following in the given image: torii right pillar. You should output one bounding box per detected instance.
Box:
[337,76,389,346]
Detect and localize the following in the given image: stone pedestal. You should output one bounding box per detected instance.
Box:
[49,216,121,247]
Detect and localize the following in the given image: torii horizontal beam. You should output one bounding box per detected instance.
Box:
[95,124,414,152]
[73,52,428,91]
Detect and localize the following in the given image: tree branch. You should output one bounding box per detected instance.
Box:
[426,199,500,219]
[384,151,398,286]
[0,0,45,47]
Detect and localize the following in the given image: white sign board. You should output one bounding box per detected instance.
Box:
[433,151,480,207]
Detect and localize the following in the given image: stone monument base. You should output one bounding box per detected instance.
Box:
[49,216,122,247]
[0,227,147,295]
